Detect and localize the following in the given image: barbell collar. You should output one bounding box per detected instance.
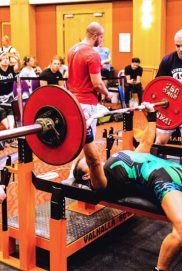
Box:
[35,118,55,134]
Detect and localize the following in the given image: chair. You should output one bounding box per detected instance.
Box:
[13,80,30,98]
[31,79,40,91]
[11,98,28,127]
[12,79,29,127]
[118,69,143,107]
[117,70,126,107]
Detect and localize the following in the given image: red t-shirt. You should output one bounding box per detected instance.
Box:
[67,43,101,105]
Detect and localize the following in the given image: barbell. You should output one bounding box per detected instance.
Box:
[86,99,169,128]
[0,76,181,166]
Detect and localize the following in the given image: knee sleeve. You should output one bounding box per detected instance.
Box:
[85,126,94,144]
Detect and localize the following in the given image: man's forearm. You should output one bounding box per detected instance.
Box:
[14,59,22,73]
[83,142,107,190]
[94,81,107,94]
[135,111,156,153]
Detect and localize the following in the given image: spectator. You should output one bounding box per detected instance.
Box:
[19,56,40,96]
[0,51,21,149]
[0,35,17,65]
[67,21,112,137]
[155,29,182,144]
[94,40,111,79]
[59,57,68,79]
[94,40,111,101]
[39,56,63,86]
[67,21,112,179]
[124,57,143,107]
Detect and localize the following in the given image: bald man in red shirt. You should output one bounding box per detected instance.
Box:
[67,21,112,136]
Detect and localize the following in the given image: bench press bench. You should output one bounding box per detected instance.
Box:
[32,171,166,222]
[1,142,181,271]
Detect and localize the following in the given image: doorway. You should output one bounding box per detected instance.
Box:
[56,3,112,63]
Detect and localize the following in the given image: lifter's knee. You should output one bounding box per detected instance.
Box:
[155,132,171,145]
[171,226,182,246]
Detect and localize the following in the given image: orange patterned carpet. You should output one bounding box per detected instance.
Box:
[0,110,147,221]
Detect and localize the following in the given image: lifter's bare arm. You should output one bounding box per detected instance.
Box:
[135,102,156,153]
[90,73,112,100]
[83,142,107,190]
[83,102,156,189]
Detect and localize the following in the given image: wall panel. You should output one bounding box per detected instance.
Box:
[112,1,132,73]
[0,7,10,42]
[35,5,57,69]
[166,0,182,54]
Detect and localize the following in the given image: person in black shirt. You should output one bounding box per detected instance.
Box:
[39,56,63,86]
[124,57,143,107]
[155,29,182,144]
[0,52,21,130]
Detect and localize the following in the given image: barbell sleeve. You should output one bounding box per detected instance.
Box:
[0,124,43,141]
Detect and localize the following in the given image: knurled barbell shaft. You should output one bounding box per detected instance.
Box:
[109,100,168,115]
[0,124,42,141]
[86,100,169,127]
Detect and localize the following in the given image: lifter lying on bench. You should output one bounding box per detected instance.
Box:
[73,102,182,271]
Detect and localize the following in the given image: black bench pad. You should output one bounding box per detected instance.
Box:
[115,197,164,215]
[61,178,165,217]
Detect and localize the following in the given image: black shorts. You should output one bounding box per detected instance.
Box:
[0,106,13,122]
[149,168,182,202]
[0,93,14,122]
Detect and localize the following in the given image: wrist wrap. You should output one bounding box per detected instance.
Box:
[147,111,157,122]
[85,126,94,144]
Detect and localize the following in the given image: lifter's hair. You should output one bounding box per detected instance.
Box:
[73,159,86,182]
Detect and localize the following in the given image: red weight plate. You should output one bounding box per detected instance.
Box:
[143,76,182,130]
[23,85,86,165]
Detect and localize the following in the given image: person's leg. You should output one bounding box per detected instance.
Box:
[1,118,9,129]
[134,83,143,105]
[1,115,16,147]
[124,84,132,107]
[0,106,8,129]
[157,191,182,270]
[156,228,181,270]
[179,125,182,144]
[0,118,9,149]
[80,103,97,137]
[155,129,173,145]
[7,114,15,129]
[68,103,97,179]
